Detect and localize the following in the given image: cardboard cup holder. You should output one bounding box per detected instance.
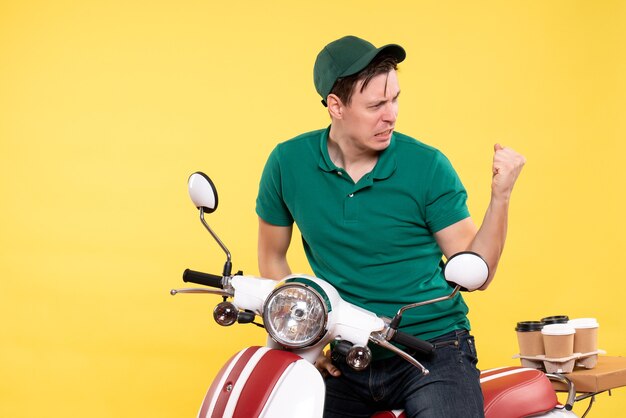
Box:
[514,316,601,373]
[513,350,606,373]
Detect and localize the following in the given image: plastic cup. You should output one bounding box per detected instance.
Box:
[568,318,599,354]
[542,323,576,359]
[515,321,545,356]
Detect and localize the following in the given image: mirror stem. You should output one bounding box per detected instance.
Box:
[390,285,461,330]
[199,208,232,276]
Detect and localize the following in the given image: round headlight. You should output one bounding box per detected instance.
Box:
[263,282,328,348]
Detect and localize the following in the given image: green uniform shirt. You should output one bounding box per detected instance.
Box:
[256,128,471,354]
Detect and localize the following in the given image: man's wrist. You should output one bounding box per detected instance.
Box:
[490,192,511,206]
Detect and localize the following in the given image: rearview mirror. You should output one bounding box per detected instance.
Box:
[443,252,489,291]
[188,172,218,213]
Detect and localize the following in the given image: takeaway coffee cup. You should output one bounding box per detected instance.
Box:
[568,318,599,354]
[515,321,545,356]
[542,323,576,359]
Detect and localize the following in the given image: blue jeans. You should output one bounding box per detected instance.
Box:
[323,329,484,418]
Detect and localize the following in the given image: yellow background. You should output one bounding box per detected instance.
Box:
[1,0,625,416]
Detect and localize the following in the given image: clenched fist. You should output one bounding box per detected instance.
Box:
[491,144,526,200]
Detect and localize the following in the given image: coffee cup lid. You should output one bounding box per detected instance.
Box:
[541,315,569,325]
[515,321,544,332]
[542,323,576,336]
[568,318,599,329]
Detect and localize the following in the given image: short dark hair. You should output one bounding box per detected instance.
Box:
[329,55,399,106]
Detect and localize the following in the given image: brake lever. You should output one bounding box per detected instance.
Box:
[170,288,233,297]
[369,332,429,375]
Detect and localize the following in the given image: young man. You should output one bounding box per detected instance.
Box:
[256,35,525,417]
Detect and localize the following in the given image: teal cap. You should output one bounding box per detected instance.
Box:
[313,35,406,105]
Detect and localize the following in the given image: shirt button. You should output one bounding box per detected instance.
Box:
[349,193,354,197]
[337,171,342,176]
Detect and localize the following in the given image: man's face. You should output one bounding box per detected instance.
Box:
[339,70,400,153]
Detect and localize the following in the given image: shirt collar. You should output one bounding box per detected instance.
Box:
[318,126,397,181]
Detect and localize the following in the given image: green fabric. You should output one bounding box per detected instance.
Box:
[313,35,406,102]
[256,128,471,358]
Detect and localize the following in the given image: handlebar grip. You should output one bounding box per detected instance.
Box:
[391,331,435,355]
[182,269,223,288]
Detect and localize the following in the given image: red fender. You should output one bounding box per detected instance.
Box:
[199,346,324,418]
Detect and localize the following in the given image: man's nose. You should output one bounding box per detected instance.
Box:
[382,103,397,123]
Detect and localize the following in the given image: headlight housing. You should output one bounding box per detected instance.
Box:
[262,278,329,348]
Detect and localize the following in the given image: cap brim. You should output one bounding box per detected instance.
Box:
[340,43,406,78]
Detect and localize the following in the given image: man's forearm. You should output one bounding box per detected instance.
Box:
[259,255,292,280]
[258,218,293,280]
[469,195,509,289]
[469,144,525,289]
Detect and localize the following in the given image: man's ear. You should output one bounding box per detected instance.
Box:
[326,94,344,119]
